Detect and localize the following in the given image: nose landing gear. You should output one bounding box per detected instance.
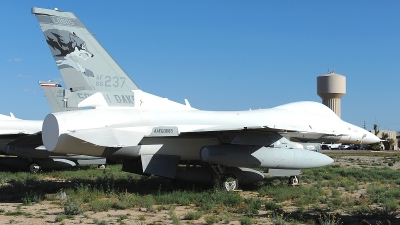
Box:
[288,176,299,186]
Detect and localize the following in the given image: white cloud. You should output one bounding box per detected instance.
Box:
[17,74,31,78]
[52,77,64,83]
[22,89,37,93]
[7,58,22,62]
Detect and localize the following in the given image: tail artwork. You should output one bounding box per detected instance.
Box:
[32,8,139,92]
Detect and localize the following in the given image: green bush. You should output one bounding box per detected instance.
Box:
[117,214,128,220]
[112,193,136,209]
[204,215,219,225]
[265,201,282,211]
[352,204,372,216]
[64,197,84,215]
[199,200,215,211]
[136,195,155,211]
[213,190,243,206]
[245,198,262,216]
[55,214,66,222]
[378,198,399,217]
[239,216,253,225]
[22,191,44,205]
[183,211,202,220]
[90,200,112,212]
[97,220,108,225]
[318,213,341,225]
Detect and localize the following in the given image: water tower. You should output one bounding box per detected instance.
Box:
[317,72,346,118]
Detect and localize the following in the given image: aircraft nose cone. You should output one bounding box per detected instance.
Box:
[319,153,334,167]
[363,133,381,144]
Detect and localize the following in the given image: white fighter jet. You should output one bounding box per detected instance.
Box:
[32,7,380,190]
[0,81,106,172]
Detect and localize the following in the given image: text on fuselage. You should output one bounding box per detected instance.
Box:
[154,129,174,134]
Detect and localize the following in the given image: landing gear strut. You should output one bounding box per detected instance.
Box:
[288,176,299,185]
[210,164,239,191]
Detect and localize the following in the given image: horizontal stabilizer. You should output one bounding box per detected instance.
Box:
[39,80,75,112]
[0,114,19,120]
[68,127,147,147]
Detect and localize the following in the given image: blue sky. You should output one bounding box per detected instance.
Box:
[1,1,399,131]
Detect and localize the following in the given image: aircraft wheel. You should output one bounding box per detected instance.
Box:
[29,162,41,173]
[288,176,299,185]
[98,164,106,169]
[222,174,238,191]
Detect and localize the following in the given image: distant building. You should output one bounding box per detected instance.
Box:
[372,130,398,150]
[397,134,400,150]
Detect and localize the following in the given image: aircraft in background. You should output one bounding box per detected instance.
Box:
[32,7,380,190]
[0,81,106,172]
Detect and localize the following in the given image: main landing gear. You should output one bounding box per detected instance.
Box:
[222,174,238,191]
[29,162,41,173]
[98,164,106,169]
[210,164,239,191]
[288,175,299,186]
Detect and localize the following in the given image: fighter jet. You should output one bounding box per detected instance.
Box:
[0,81,106,172]
[32,7,380,190]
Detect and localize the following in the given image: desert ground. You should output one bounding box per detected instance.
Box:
[0,150,399,225]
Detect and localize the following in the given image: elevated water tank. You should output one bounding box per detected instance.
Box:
[317,72,346,118]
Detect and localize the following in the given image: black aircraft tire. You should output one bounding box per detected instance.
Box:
[29,162,41,173]
[98,164,106,169]
[289,176,299,185]
[222,174,238,191]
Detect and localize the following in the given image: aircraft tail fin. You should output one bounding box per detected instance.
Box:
[32,7,140,92]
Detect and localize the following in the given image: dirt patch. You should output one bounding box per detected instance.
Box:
[0,152,399,224]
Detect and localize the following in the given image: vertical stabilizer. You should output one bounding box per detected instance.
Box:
[32,7,140,92]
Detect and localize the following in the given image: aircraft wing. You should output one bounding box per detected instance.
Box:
[6,132,43,148]
[0,113,17,120]
[50,119,346,149]
[0,130,39,135]
[0,119,42,135]
[182,124,345,136]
